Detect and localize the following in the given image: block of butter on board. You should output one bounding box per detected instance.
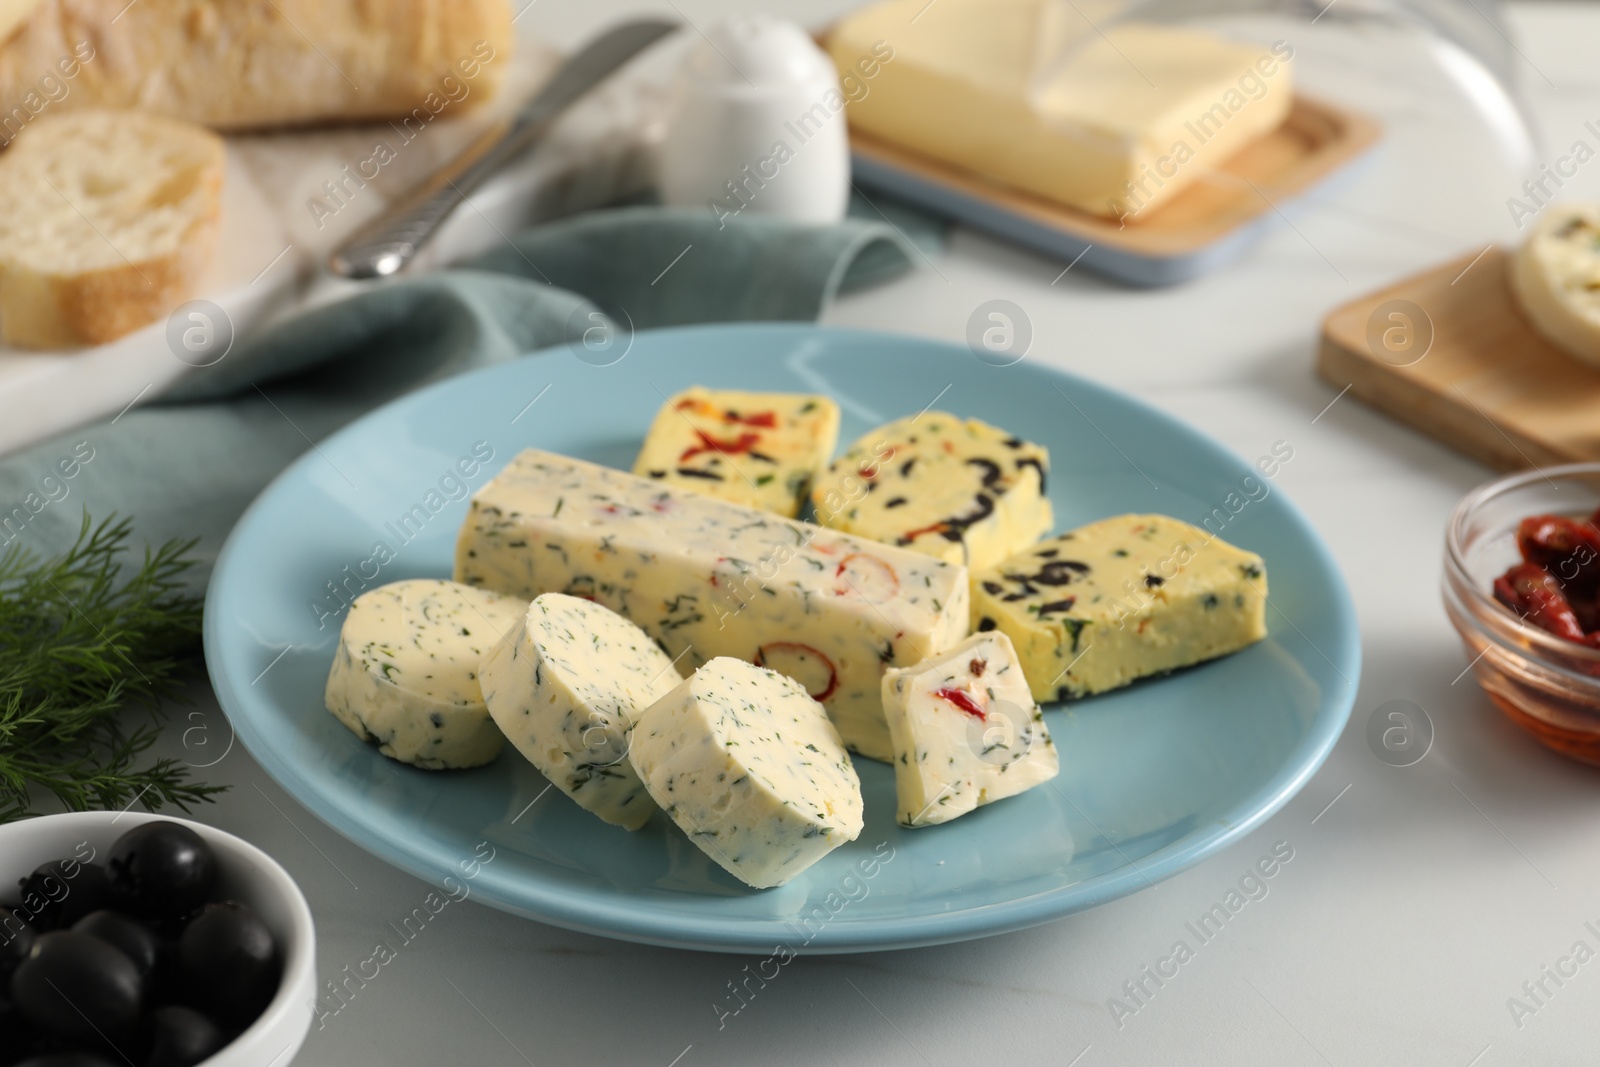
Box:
[828,0,1294,218]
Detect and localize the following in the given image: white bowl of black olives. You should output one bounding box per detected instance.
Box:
[0,812,315,1067]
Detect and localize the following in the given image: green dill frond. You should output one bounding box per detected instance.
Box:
[0,512,222,822]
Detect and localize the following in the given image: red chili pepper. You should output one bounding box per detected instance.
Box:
[679,429,762,463]
[834,552,900,599]
[754,642,839,703]
[676,397,777,428]
[1494,562,1588,642]
[1517,515,1600,594]
[934,687,987,721]
[858,446,897,481]
[899,521,951,543]
[1574,596,1600,634]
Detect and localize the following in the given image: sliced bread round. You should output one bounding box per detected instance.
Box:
[0,108,224,348]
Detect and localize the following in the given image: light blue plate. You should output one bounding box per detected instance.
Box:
[205,324,1359,954]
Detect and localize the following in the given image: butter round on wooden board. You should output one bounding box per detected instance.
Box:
[882,631,1058,827]
[812,412,1052,572]
[971,515,1267,703]
[629,657,864,889]
[479,593,684,831]
[454,448,970,762]
[324,579,526,770]
[1510,205,1600,368]
[633,387,841,517]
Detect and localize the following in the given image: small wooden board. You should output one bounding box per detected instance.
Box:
[847,95,1382,286]
[1318,247,1600,470]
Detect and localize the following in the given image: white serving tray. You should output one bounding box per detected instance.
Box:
[0,31,661,457]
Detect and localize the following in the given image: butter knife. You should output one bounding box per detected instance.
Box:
[329,18,678,279]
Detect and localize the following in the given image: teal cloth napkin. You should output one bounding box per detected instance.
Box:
[0,205,928,584]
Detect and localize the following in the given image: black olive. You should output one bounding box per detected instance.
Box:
[16,863,112,931]
[1016,456,1047,494]
[177,902,279,1027]
[145,1006,227,1067]
[70,911,162,981]
[965,457,1003,488]
[948,493,995,532]
[0,907,34,983]
[1033,560,1089,586]
[9,932,143,1046]
[106,823,216,920]
[1,995,38,1066]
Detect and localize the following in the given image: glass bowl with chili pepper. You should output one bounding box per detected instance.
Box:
[1444,463,1600,766]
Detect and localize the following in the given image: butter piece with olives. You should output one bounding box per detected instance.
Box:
[970,514,1267,702]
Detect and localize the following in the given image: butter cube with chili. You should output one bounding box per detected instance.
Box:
[882,630,1058,827]
[812,412,1052,572]
[970,514,1267,703]
[633,387,840,517]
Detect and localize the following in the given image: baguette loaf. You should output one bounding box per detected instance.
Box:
[0,0,41,46]
[0,0,512,134]
[0,108,224,347]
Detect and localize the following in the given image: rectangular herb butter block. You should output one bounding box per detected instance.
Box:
[629,657,864,889]
[970,514,1267,703]
[829,0,1293,217]
[454,448,970,761]
[882,631,1058,827]
[633,387,841,517]
[812,412,1052,572]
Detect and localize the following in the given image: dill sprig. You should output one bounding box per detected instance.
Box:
[0,513,224,822]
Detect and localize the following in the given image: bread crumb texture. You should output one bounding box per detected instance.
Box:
[0,108,223,346]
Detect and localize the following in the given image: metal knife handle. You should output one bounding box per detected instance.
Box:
[329,18,678,280]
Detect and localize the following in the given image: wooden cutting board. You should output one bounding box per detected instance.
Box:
[847,94,1381,286]
[855,96,1378,255]
[1317,246,1600,470]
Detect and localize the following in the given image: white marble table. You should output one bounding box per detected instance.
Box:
[154,3,1600,1064]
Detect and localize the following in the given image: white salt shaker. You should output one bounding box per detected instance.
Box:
[657,16,851,226]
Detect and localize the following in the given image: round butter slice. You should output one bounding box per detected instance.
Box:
[479,593,684,831]
[1511,204,1600,368]
[324,579,526,770]
[811,411,1051,573]
[629,657,864,888]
